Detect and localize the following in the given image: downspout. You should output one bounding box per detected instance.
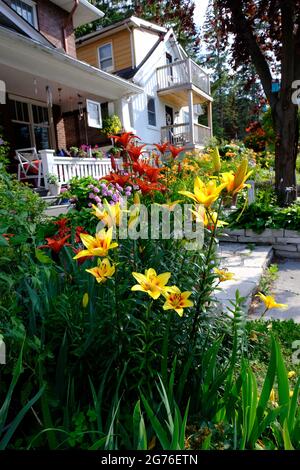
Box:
[125,23,136,69]
[63,0,79,55]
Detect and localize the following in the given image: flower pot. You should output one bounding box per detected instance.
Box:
[48,183,61,196]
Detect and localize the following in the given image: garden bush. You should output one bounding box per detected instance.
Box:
[0,136,299,450]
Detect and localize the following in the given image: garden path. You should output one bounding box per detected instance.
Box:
[215,242,273,314]
[249,259,300,323]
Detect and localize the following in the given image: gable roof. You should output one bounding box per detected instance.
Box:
[76,15,167,45]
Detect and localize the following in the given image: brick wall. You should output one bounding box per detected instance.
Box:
[36,0,76,57]
[54,110,109,150]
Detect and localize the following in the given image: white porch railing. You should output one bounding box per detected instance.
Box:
[156,59,210,95]
[161,122,211,146]
[39,150,122,186]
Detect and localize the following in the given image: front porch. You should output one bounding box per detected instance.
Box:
[161,122,211,147]
[0,25,142,176]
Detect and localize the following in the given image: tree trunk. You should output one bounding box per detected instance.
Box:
[273,101,299,206]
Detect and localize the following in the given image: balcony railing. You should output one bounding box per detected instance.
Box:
[161,122,211,147]
[156,59,210,95]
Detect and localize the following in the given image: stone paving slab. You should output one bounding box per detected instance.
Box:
[214,243,273,312]
[249,260,300,323]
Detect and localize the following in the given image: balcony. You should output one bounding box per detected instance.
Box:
[161,122,212,148]
[156,59,211,106]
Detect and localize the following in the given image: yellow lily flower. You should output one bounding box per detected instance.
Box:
[190,206,228,229]
[214,268,235,282]
[179,177,226,208]
[256,292,288,311]
[162,286,193,317]
[91,201,122,227]
[131,268,171,300]
[288,371,296,379]
[73,227,118,259]
[86,258,115,283]
[221,159,253,196]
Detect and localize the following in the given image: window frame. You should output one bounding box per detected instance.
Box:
[8,0,38,28]
[86,99,102,129]
[147,96,157,128]
[8,95,53,149]
[98,42,114,73]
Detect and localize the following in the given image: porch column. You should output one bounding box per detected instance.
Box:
[39,149,56,188]
[207,101,213,137]
[188,89,195,145]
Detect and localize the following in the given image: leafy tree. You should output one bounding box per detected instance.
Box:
[211,0,300,205]
[200,0,264,141]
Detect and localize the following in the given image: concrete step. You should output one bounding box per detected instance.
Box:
[214,242,273,314]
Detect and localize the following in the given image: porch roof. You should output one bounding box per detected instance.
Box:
[0,26,143,106]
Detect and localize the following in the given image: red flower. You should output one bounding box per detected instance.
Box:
[168,145,185,159]
[135,178,167,195]
[154,143,169,154]
[53,218,70,237]
[39,235,71,254]
[75,226,87,244]
[102,172,132,187]
[109,132,140,149]
[127,144,146,162]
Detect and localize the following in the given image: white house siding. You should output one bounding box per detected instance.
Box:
[130,31,183,147]
[132,28,160,67]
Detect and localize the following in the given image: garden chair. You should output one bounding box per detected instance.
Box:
[15,147,44,187]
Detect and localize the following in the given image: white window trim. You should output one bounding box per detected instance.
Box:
[9,96,53,148]
[147,96,157,128]
[98,42,114,73]
[9,0,38,28]
[86,99,102,129]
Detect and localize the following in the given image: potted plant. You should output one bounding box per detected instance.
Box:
[101,115,122,138]
[46,173,61,196]
[69,146,79,158]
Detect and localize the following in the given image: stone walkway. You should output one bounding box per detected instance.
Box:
[215,242,273,312]
[249,259,300,323]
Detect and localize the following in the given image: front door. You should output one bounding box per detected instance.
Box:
[165,106,173,126]
[165,106,174,143]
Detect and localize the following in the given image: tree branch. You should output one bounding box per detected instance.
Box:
[225,0,276,107]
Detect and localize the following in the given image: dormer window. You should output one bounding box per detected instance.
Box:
[7,0,38,28]
[98,43,114,72]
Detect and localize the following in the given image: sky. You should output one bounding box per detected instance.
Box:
[194,0,209,27]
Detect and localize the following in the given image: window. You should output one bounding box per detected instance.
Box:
[98,43,113,72]
[9,98,51,150]
[86,99,102,128]
[147,97,156,127]
[8,0,37,28]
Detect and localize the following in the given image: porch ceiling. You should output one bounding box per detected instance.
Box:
[157,86,212,108]
[0,27,143,108]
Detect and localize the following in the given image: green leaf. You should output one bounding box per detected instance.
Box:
[140,392,170,450]
[276,339,290,425]
[35,249,53,264]
[283,420,294,450]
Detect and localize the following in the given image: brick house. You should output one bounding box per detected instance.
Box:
[0,0,142,161]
